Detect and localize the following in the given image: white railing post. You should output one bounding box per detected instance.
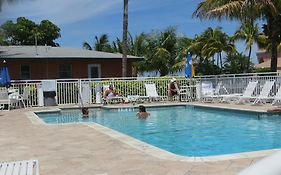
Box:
[37,83,44,106]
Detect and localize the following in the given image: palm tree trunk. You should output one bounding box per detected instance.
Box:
[271,37,278,72]
[122,0,128,77]
[219,52,223,68]
[268,17,278,72]
[247,46,252,72]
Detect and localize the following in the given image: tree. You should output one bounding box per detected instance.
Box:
[122,0,129,77]
[38,20,61,46]
[201,27,235,68]
[223,52,253,74]
[128,32,148,56]
[187,27,235,73]
[136,27,187,76]
[83,34,112,52]
[112,37,123,53]
[232,22,260,72]
[1,17,37,45]
[1,17,61,46]
[193,0,281,72]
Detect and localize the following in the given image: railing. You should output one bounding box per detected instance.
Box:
[10,81,41,106]
[195,72,281,95]
[8,72,281,106]
[10,77,195,106]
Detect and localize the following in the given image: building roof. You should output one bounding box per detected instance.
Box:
[0,46,142,60]
[255,57,281,69]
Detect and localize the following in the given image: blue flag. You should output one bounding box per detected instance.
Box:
[0,62,11,87]
[185,52,194,78]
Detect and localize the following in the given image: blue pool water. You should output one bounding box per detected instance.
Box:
[36,106,281,156]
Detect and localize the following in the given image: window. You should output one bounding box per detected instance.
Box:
[21,65,31,80]
[58,64,72,79]
[88,64,101,78]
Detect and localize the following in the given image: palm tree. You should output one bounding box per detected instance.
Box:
[202,27,235,68]
[136,27,184,76]
[112,37,123,53]
[193,0,281,72]
[122,0,128,77]
[83,34,111,52]
[232,22,260,72]
[128,32,147,56]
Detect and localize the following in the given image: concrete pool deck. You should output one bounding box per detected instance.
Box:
[0,102,279,174]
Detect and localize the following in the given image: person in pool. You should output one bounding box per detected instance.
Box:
[136,105,150,119]
[82,107,89,118]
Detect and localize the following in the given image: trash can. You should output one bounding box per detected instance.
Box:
[43,91,57,106]
[42,80,57,106]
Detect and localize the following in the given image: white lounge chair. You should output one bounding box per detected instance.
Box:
[238,151,281,175]
[234,81,259,104]
[0,160,39,175]
[200,81,227,102]
[220,81,258,104]
[272,86,281,106]
[252,80,275,105]
[145,83,166,102]
[200,81,214,102]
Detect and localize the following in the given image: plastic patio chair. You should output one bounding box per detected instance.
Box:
[272,86,281,106]
[235,81,259,104]
[144,83,166,102]
[252,80,275,105]
[200,81,228,102]
[0,89,12,110]
[18,86,31,108]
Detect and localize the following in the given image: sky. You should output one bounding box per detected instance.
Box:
[0,0,259,63]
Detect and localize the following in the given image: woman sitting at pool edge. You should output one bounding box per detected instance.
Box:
[136,105,150,119]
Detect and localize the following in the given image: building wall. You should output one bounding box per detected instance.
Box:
[6,59,134,80]
[256,50,281,63]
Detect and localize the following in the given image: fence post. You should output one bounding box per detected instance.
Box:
[37,83,44,106]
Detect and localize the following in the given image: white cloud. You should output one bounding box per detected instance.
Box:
[0,0,122,24]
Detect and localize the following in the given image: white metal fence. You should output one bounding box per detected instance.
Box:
[9,72,281,106]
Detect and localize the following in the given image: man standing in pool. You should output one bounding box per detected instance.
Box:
[136,105,150,119]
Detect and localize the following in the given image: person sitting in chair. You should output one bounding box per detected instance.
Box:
[103,84,120,104]
[104,84,119,98]
[168,78,180,100]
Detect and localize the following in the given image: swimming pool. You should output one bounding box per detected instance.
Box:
[36,105,281,157]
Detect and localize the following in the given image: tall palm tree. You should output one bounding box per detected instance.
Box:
[193,0,281,72]
[122,0,128,77]
[232,22,260,72]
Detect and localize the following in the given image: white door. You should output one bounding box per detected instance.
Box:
[88,64,101,78]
